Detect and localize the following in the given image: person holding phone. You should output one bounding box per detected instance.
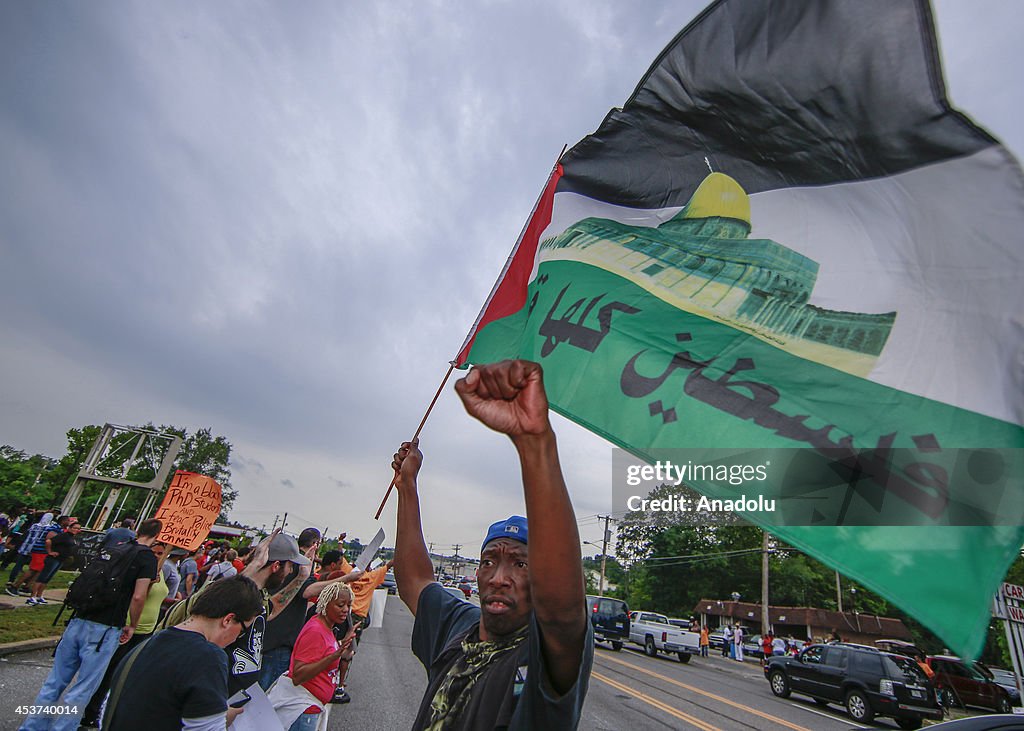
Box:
[268,582,356,730]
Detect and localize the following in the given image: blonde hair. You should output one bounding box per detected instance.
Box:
[316,581,354,615]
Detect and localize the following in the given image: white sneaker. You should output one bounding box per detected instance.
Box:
[26,597,39,606]
[35,597,47,605]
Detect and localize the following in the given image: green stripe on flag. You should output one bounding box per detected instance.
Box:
[467,259,1024,657]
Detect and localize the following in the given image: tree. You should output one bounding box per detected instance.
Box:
[0,446,58,509]
[614,483,910,625]
[615,484,766,615]
[6,423,237,524]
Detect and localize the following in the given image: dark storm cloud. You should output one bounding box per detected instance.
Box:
[1,0,1020,546]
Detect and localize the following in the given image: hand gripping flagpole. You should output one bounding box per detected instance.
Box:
[373,148,567,521]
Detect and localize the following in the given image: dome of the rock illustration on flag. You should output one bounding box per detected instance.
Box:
[539,172,896,377]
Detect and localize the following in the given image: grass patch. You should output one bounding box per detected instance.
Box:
[0,604,66,644]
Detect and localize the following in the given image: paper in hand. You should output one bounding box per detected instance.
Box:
[355,528,385,571]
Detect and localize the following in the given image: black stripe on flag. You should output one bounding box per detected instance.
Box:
[557,0,997,207]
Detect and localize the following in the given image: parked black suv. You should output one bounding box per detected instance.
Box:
[586,595,629,651]
[765,643,942,729]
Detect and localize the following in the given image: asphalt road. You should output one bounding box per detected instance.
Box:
[340,598,921,730]
[0,596,984,730]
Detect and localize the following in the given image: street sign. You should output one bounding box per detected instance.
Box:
[994,583,1024,708]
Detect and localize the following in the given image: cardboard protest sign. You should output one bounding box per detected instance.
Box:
[153,470,222,550]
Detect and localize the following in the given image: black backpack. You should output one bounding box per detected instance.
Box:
[66,540,143,614]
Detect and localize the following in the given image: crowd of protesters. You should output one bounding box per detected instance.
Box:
[7,358,596,731]
[5,508,384,730]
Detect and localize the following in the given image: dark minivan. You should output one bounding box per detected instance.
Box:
[765,643,942,729]
[587,595,630,651]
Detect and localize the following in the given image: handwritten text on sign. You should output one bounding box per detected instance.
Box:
[154,471,222,550]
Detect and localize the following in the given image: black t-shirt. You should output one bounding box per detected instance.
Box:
[263,576,317,651]
[107,627,228,731]
[161,581,273,696]
[78,544,158,628]
[224,600,270,695]
[49,532,78,562]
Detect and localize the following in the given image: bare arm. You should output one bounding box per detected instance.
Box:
[241,528,281,580]
[121,576,152,644]
[290,640,351,686]
[301,569,362,600]
[392,439,436,615]
[455,361,587,694]
[268,566,310,620]
[45,533,56,556]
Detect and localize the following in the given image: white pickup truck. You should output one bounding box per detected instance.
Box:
[629,611,701,663]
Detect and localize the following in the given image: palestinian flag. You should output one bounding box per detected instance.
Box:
[456,0,1024,658]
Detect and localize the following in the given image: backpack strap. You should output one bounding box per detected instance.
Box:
[157,590,199,631]
[101,634,155,731]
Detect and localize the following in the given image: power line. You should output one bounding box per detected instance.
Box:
[645,547,763,562]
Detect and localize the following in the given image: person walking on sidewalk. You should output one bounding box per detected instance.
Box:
[8,513,64,598]
[28,518,81,605]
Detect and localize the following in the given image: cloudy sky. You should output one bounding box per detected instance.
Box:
[1,1,1021,556]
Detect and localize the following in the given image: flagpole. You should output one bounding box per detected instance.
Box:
[452,145,567,364]
[375,146,568,520]
[373,362,456,520]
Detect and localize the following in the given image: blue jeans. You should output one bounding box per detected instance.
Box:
[289,712,323,731]
[259,646,293,691]
[19,618,120,731]
[8,553,29,583]
[36,557,63,585]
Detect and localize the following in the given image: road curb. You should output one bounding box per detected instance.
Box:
[0,636,60,657]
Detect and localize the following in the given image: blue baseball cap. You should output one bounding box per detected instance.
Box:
[481,516,528,553]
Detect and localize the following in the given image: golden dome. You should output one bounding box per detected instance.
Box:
[681,172,751,226]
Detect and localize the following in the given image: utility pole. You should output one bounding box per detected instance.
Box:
[429,542,437,578]
[281,512,288,532]
[836,571,844,613]
[761,531,771,634]
[452,544,462,579]
[598,515,613,597]
[271,515,279,532]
